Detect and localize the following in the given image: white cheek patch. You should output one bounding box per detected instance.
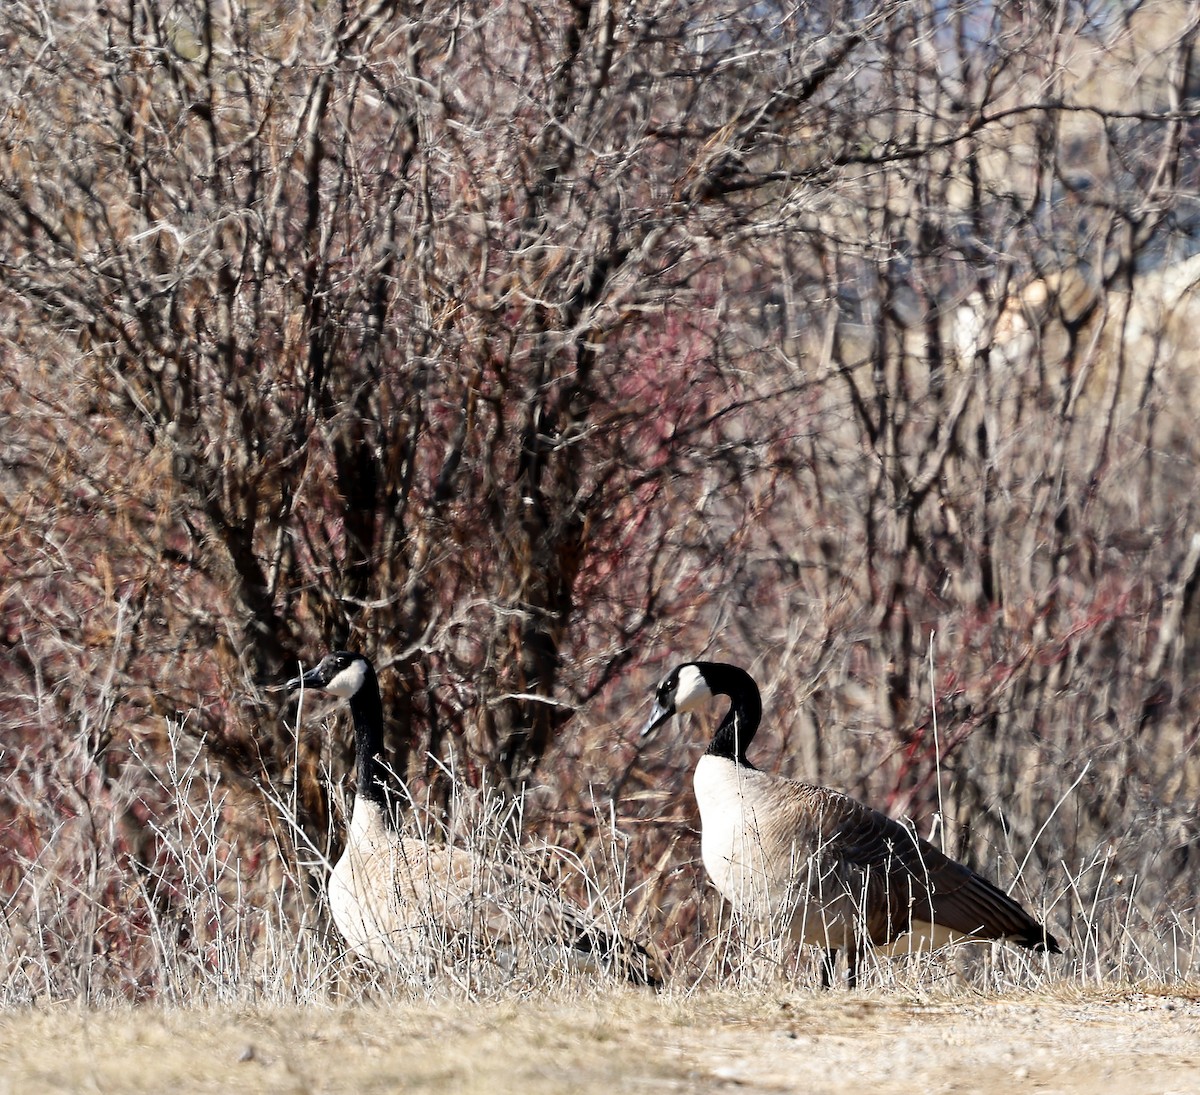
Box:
[674,664,711,713]
[324,659,368,698]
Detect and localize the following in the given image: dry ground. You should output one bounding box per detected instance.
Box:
[0,987,1198,1094]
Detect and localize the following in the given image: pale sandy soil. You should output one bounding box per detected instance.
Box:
[0,988,1197,1094]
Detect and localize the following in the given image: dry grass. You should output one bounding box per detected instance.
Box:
[0,701,1195,1006]
[1,677,1198,1095]
[1,986,1199,1095]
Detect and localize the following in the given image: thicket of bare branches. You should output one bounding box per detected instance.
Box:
[2,0,1199,998]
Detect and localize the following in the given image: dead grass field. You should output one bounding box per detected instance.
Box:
[1,987,1197,1095]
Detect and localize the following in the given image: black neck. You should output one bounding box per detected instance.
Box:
[346,663,390,810]
[698,662,762,767]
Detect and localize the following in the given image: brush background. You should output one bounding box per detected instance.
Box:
[2,0,1199,1001]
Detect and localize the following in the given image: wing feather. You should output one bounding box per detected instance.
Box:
[771,780,1059,951]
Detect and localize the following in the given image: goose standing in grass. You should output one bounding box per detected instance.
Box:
[641,661,1061,987]
[289,650,658,985]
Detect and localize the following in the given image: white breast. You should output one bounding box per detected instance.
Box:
[328,799,408,963]
[693,756,787,921]
[692,755,856,949]
[327,800,506,966]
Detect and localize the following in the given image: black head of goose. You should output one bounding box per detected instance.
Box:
[642,660,1061,988]
[289,650,659,985]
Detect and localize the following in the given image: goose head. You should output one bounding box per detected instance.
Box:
[641,663,713,738]
[287,650,371,699]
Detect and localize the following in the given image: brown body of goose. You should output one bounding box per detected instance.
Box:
[290,651,658,985]
[642,661,1061,987]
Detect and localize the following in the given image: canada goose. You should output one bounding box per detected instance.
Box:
[642,661,1061,987]
[288,650,658,985]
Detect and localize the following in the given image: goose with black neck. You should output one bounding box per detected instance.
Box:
[642,660,1061,988]
[289,650,659,984]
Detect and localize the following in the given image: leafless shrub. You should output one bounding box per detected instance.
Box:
[1,0,1198,999]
